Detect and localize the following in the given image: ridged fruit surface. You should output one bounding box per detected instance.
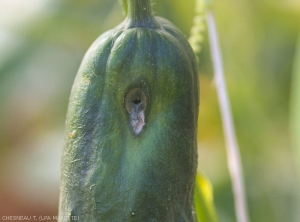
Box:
[59,0,199,221]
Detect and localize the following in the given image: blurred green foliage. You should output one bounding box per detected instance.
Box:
[0,0,299,221]
[194,172,219,222]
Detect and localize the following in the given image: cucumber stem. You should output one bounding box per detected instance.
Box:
[126,0,159,28]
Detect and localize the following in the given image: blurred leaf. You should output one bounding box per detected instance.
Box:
[194,172,219,222]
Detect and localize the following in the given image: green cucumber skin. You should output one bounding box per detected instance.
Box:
[59,15,199,222]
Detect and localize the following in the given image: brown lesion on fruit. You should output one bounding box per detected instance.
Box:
[125,88,147,135]
[69,130,77,138]
[82,76,91,85]
[76,77,91,96]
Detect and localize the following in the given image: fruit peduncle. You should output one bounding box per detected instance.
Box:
[126,0,160,29]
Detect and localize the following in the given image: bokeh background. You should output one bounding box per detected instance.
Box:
[0,0,299,221]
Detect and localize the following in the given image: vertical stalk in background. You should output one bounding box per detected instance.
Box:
[189,0,207,56]
[207,10,250,222]
[290,32,300,179]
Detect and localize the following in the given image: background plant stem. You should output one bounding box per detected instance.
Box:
[290,32,300,179]
[207,11,250,222]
